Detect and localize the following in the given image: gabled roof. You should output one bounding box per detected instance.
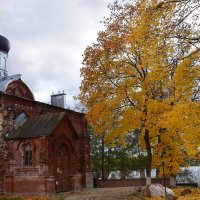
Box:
[7,112,77,139]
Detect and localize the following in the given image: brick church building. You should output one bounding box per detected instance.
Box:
[0,35,93,194]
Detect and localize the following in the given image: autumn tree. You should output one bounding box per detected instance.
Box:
[79,0,200,184]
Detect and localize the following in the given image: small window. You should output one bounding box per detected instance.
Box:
[14,113,27,129]
[24,145,32,166]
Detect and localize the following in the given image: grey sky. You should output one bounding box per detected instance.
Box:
[0,0,114,107]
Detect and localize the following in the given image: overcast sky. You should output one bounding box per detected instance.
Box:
[0,0,115,108]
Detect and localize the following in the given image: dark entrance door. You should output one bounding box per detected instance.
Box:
[55,144,70,192]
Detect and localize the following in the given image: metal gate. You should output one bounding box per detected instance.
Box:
[55,144,70,192]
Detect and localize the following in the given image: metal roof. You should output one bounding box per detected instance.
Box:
[7,112,68,139]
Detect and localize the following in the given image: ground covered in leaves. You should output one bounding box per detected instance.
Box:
[0,187,200,200]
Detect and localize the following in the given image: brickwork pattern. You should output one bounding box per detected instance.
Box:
[97,178,171,188]
[0,106,14,193]
[0,92,93,194]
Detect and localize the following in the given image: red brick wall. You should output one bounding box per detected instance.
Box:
[3,116,89,194]
[4,137,51,194]
[0,176,3,194]
[97,178,170,188]
[4,176,47,194]
[0,92,92,194]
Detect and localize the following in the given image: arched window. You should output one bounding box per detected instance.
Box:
[24,144,32,166]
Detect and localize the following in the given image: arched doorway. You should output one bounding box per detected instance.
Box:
[55,143,70,192]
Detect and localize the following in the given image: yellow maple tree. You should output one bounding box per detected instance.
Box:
[78,0,200,183]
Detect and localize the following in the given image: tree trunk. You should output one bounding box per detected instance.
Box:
[120,169,126,179]
[101,137,109,180]
[144,129,152,185]
[102,171,109,180]
[156,167,160,178]
[140,169,145,178]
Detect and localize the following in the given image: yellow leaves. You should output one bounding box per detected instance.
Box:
[160,103,200,138]
[143,100,171,144]
[172,57,199,102]
[153,102,200,174]
[146,99,200,175]
[87,101,113,135]
[79,0,200,176]
[172,187,200,200]
[120,107,143,131]
[153,135,187,175]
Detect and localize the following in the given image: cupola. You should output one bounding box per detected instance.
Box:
[0,35,10,78]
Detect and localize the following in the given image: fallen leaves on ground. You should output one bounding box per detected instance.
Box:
[0,187,200,200]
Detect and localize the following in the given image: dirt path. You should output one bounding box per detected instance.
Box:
[61,187,144,200]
